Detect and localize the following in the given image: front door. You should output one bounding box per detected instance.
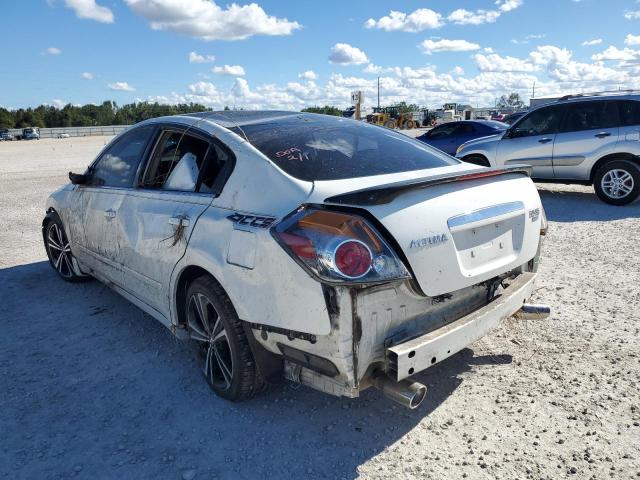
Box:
[116,126,232,316]
[496,104,566,179]
[78,124,156,284]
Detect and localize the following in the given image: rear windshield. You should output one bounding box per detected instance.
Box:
[484,120,509,130]
[231,115,458,181]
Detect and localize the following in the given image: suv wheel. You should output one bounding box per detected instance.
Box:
[185,276,264,401]
[44,214,90,282]
[594,160,640,205]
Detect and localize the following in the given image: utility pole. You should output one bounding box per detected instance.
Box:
[532,81,536,99]
[377,76,380,110]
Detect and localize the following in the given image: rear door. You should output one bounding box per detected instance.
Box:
[116,125,234,315]
[76,125,156,284]
[552,100,619,180]
[424,123,461,154]
[495,104,565,178]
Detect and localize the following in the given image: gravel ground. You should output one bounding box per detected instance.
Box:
[0,137,639,480]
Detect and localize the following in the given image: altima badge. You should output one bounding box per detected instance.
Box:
[529,208,540,222]
[410,233,448,249]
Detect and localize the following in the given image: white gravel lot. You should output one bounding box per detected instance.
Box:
[0,136,639,480]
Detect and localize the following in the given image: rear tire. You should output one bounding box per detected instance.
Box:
[43,214,90,282]
[593,160,640,205]
[462,155,491,167]
[185,275,264,401]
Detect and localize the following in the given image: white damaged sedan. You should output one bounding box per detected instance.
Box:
[43,111,549,408]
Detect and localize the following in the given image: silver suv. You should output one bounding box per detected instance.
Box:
[455,93,640,205]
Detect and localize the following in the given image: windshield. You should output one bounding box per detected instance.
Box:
[483,120,509,130]
[232,115,458,181]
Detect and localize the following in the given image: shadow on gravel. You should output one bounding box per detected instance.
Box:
[1,261,508,480]
[538,188,640,222]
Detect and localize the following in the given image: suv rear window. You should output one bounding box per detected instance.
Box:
[232,115,457,181]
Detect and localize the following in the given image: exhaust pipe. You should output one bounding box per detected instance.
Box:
[513,303,551,321]
[373,373,427,410]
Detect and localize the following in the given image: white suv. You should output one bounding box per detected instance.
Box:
[456,94,640,205]
[43,112,549,409]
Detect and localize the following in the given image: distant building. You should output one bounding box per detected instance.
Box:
[530,97,560,107]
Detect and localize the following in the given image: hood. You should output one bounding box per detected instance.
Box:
[455,132,503,157]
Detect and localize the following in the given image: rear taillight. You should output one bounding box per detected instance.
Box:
[272,207,410,284]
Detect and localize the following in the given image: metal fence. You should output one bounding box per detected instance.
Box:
[6,125,129,139]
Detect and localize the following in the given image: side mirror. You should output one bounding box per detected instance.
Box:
[69,172,88,185]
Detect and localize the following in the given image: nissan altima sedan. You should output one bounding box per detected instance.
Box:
[43,111,549,408]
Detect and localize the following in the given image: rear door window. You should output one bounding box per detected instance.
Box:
[560,101,618,132]
[234,116,457,181]
[141,130,210,191]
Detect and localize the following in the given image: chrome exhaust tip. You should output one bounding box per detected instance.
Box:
[373,373,427,410]
[513,303,551,320]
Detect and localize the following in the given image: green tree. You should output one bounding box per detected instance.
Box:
[496,93,525,110]
[301,105,343,116]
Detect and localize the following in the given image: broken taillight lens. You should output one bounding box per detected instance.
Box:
[272,208,410,284]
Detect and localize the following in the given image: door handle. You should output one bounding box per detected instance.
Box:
[169,216,190,227]
[595,132,611,138]
[538,138,552,144]
[104,209,116,219]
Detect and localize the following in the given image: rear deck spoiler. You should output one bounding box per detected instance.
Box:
[324,165,532,206]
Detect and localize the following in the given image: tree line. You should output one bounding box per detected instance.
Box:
[0,101,212,129]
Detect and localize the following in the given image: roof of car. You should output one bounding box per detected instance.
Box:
[186,110,303,128]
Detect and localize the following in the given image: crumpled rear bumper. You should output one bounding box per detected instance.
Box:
[386,272,537,381]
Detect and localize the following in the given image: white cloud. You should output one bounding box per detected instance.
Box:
[450,66,465,75]
[448,0,522,25]
[625,11,640,20]
[420,39,480,55]
[123,0,301,41]
[364,8,443,32]
[298,70,317,81]
[496,0,523,13]
[474,53,537,72]
[46,47,61,55]
[329,43,369,65]
[212,64,246,76]
[582,38,603,46]
[448,9,499,25]
[591,46,640,62]
[189,51,215,63]
[625,34,640,46]
[81,72,94,80]
[52,99,66,108]
[64,0,114,23]
[108,81,135,92]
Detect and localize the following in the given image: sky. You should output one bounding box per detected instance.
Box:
[2,0,640,111]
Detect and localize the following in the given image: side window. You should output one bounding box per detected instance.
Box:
[618,100,640,127]
[511,106,564,137]
[142,130,210,192]
[561,101,618,132]
[90,125,154,187]
[429,124,458,139]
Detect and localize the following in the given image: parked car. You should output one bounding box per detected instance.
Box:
[44,112,549,408]
[456,94,640,205]
[22,127,40,140]
[0,129,14,141]
[416,120,508,156]
[502,111,527,125]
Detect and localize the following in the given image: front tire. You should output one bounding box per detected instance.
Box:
[593,160,640,205]
[185,276,264,401]
[43,214,89,282]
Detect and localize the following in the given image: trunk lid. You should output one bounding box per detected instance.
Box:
[316,166,542,297]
